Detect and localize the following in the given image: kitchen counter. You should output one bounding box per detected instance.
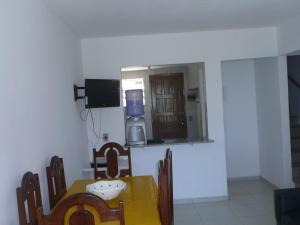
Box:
[83,138,227,202]
[128,137,214,148]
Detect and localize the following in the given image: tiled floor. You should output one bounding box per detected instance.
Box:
[175,179,276,225]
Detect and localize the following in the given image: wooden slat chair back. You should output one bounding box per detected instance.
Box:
[46,155,67,209]
[158,149,174,225]
[93,142,132,179]
[37,193,125,225]
[16,172,43,225]
[165,149,174,225]
[158,160,169,225]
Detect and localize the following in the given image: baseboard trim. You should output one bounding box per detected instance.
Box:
[174,176,277,205]
[228,175,280,189]
[174,196,228,204]
[260,177,279,189]
[227,176,261,182]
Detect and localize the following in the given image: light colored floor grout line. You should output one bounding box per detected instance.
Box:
[191,202,205,225]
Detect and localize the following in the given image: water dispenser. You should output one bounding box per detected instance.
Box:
[125,89,147,145]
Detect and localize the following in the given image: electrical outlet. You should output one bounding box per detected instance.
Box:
[103,133,109,142]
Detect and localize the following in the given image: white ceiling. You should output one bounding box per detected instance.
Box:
[44,0,300,38]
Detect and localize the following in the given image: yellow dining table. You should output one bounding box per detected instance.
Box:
[61,175,162,225]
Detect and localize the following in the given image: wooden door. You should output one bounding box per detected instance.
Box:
[150,73,187,139]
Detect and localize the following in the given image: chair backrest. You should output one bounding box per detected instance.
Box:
[37,193,125,225]
[158,149,174,225]
[158,160,169,225]
[165,149,174,225]
[93,142,132,179]
[46,155,67,209]
[16,172,43,225]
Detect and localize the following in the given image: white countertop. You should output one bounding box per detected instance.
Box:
[128,137,214,148]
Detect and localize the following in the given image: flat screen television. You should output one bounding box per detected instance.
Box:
[85,79,120,108]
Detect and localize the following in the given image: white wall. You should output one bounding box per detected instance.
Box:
[187,64,200,89]
[278,16,300,55]
[0,1,87,224]
[254,57,293,188]
[81,27,278,199]
[187,63,206,138]
[82,27,278,150]
[221,59,260,178]
[131,143,229,201]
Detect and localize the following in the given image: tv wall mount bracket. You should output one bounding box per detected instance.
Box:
[73,85,85,101]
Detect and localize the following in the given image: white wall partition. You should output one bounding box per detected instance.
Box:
[254,57,293,188]
[278,16,300,55]
[0,1,87,224]
[131,143,229,201]
[221,59,260,178]
[82,27,277,151]
[81,27,278,200]
[275,16,300,187]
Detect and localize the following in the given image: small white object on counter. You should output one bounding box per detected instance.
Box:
[86,180,127,200]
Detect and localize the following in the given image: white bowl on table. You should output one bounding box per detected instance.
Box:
[86,180,127,200]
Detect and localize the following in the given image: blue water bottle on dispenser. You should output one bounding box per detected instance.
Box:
[125,89,147,145]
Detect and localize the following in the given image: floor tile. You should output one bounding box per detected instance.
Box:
[253,192,274,205]
[175,203,203,225]
[239,215,277,225]
[195,203,235,220]
[174,179,277,225]
[230,202,274,217]
[201,215,243,225]
[175,216,204,225]
[228,194,257,205]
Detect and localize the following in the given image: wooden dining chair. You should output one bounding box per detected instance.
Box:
[16,171,43,225]
[93,142,132,179]
[46,155,67,210]
[158,149,174,225]
[37,192,125,225]
[158,160,169,225]
[165,149,174,225]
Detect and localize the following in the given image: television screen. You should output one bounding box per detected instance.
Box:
[85,79,120,108]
